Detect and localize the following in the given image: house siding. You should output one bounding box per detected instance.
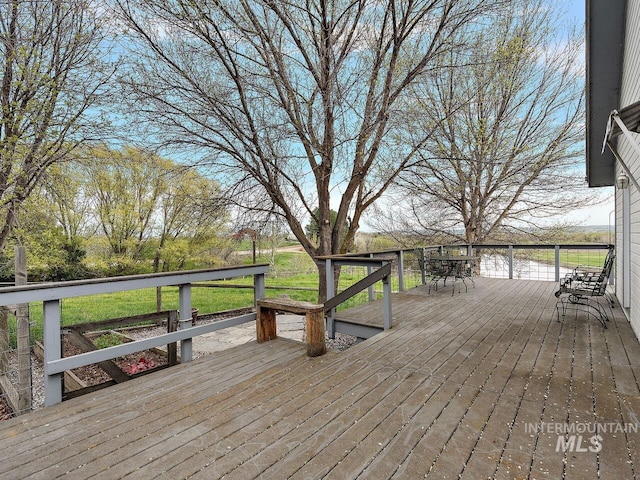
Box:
[616,0,640,337]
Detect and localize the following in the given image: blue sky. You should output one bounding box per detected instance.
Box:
[562,0,584,22]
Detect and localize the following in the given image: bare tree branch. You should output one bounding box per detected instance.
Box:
[380,0,599,244]
[113,0,501,298]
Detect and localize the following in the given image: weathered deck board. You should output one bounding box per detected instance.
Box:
[2,278,640,479]
[1,339,307,479]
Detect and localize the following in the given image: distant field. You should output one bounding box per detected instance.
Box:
[526,248,609,269]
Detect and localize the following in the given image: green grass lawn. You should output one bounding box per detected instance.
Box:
[522,249,609,269]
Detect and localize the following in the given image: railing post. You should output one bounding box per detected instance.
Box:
[0,308,8,378]
[367,254,375,301]
[43,299,62,406]
[420,248,427,285]
[167,310,178,366]
[325,259,335,339]
[508,245,514,279]
[15,246,31,414]
[178,284,193,363]
[382,262,392,330]
[254,271,265,303]
[398,250,405,292]
[555,245,560,282]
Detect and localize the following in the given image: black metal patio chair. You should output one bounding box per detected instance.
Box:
[426,254,453,294]
[554,246,615,328]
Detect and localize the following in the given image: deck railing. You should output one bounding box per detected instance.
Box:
[315,245,613,337]
[355,243,613,286]
[320,255,395,338]
[472,244,613,282]
[0,265,270,406]
[0,243,612,408]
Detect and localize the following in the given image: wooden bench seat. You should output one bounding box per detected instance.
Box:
[256,298,326,357]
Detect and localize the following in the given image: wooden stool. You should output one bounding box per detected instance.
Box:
[256,298,326,357]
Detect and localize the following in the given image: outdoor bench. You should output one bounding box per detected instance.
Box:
[256,298,326,357]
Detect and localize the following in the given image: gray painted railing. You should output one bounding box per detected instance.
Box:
[0,264,270,406]
[361,243,613,285]
[321,255,395,338]
[2,243,612,407]
[461,243,613,282]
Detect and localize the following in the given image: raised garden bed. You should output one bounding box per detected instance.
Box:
[34,330,170,396]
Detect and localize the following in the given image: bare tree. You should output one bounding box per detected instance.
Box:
[372,0,595,245]
[113,0,503,299]
[0,0,114,251]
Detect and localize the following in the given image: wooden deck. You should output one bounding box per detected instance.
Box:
[3,278,640,479]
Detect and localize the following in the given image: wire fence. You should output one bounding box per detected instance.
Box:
[477,247,612,281]
[0,308,40,418]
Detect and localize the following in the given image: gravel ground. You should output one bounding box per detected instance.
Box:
[326,332,362,351]
[1,316,361,418]
[0,352,45,419]
[124,320,361,358]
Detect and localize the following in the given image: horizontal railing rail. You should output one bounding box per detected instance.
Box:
[45,313,257,376]
[470,243,613,282]
[365,243,613,285]
[0,264,270,406]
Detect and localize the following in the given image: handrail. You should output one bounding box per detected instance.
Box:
[468,243,613,282]
[0,264,270,305]
[8,243,613,407]
[323,263,392,312]
[0,264,270,406]
[320,255,395,337]
[45,313,256,376]
[306,244,612,321]
[366,243,613,284]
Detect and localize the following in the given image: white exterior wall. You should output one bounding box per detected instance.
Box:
[616,0,640,338]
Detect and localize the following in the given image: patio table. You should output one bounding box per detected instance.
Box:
[428,254,476,295]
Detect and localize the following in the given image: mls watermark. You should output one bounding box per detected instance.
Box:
[524,422,640,453]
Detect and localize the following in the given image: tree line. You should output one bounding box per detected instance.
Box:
[2,145,230,281]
